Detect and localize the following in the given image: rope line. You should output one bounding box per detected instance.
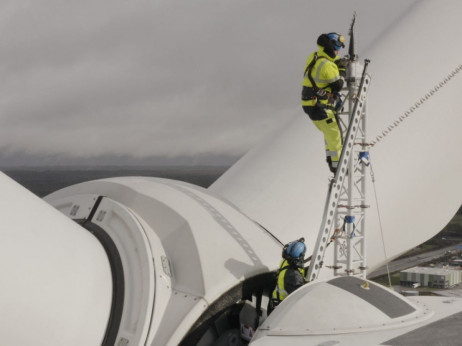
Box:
[370,161,392,288]
[370,64,462,146]
[366,65,462,286]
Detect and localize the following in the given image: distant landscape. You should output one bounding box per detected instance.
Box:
[3,166,461,253]
[3,166,229,197]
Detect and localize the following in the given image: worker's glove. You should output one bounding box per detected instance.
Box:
[336,58,349,78]
[335,58,350,69]
[334,93,343,112]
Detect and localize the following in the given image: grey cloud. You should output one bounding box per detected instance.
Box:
[0,0,417,165]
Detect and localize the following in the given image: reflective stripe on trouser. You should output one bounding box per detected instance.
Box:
[313,110,342,163]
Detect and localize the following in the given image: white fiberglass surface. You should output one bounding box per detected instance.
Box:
[0,172,112,345]
[210,0,462,277]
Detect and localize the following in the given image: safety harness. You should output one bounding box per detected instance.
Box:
[302,53,338,110]
[302,53,327,99]
[274,264,290,302]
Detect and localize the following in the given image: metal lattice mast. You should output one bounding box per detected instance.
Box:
[306,59,371,282]
[306,15,372,282]
[333,59,370,278]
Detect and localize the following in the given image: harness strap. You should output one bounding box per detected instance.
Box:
[304,52,321,91]
[275,265,290,301]
[303,53,336,104]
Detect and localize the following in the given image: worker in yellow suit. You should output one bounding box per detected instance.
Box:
[302,32,349,174]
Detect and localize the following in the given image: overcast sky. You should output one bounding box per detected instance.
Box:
[0,0,418,166]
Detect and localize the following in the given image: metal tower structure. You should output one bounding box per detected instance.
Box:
[306,58,371,282]
[332,59,371,278]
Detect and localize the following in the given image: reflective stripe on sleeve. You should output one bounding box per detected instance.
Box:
[314,59,340,84]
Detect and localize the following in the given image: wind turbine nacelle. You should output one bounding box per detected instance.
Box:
[43,176,281,345]
[0,172,280,346]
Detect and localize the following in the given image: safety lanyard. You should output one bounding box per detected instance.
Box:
[304,52,325,92]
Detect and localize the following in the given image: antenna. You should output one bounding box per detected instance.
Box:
[348,12,357,61]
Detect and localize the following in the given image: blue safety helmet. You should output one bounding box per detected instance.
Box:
[286,241,306,259]
[283,238,306,267]
[327,32,345,50]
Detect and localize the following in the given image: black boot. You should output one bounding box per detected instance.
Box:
[327,157,337,174]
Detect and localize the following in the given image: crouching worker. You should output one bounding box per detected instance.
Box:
[269,238,308,313]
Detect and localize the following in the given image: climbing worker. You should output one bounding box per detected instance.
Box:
[301,32,349,174]
[269,238,308,313]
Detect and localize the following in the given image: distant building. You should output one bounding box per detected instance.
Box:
[449,259,462,267]
[400,266,462,289]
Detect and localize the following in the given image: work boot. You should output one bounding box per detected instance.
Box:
[326,157,338,175]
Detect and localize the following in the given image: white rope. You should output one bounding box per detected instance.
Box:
[370,161,392,288]
[370,64,462,146]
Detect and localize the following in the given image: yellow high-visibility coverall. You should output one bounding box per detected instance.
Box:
[272,259,306,302]
[302,46,344,173]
